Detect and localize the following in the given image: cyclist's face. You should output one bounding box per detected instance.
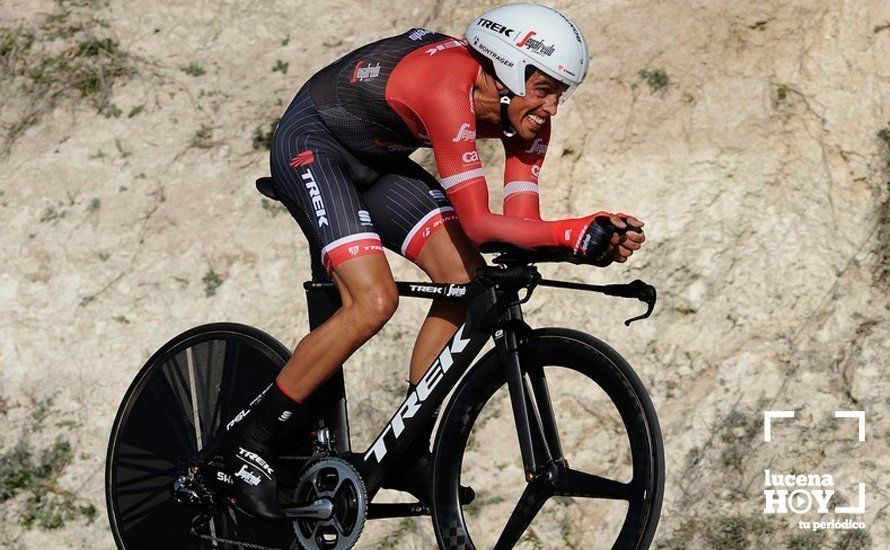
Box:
[509,71,567,140]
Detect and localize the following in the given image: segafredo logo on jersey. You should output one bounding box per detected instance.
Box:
[350,60,381,83]
[364,324,472,463]
[300,169,329,227]
[524,138,547,156]
[452,123,476,142]
[516,31,555,56]
[477,17,514,37]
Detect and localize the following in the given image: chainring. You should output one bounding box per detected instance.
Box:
[291,457,367,550]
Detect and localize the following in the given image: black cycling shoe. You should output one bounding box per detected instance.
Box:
[224,382,299,520]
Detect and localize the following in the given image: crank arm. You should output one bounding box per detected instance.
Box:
[282,498,334,519]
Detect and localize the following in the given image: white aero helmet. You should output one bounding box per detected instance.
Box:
[465,3,589,100]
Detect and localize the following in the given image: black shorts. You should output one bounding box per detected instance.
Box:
[270,90,458,274]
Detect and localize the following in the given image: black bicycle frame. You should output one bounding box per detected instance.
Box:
[303,270,555,500]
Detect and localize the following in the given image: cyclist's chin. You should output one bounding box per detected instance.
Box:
[514,122,539,141]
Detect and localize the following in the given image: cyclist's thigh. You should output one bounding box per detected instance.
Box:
[270,103,385,275]
[361,160,461,263]
[362,160,483,281]
[414,224,484,283]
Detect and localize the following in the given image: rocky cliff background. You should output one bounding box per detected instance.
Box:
[1,0,888,548]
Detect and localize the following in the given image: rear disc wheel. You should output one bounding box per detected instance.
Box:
[105,323,298,549]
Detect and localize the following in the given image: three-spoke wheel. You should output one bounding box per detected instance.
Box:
[432,329,663,549]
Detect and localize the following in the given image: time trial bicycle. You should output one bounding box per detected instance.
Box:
[105,178,664,550]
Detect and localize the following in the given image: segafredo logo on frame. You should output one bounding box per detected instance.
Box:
[762,410,867,531]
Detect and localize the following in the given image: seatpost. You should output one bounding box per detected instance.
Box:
[494,297,538,480]
[302,266,351,453]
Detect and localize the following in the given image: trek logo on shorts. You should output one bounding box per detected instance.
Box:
[289,150,315,167]
[300,169,329,227]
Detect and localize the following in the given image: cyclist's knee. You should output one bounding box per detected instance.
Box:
[365,286,399,323]
[331,253,398,337]
[348,285,398,336]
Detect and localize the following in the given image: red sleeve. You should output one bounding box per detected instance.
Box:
[501,119,550,220]
[393,47,592,250]
[422,95,590,250]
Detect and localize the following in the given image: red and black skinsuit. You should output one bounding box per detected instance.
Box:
[271,28,594,275]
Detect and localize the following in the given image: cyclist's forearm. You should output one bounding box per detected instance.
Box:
[503,191,541,220]
[448,183,591,249]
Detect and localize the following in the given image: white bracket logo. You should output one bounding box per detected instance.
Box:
[763,410,866,519]
[763,410,795,442]
[834,410,865,442]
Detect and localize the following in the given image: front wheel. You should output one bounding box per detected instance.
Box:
[432,328,664,549]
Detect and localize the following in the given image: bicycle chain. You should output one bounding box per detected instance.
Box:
[189,525,290,550]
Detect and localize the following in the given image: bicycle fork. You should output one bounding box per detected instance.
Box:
[493,302,565,482]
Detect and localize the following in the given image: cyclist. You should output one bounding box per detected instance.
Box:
[226,3,646,519]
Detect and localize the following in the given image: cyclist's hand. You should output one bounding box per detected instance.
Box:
[574,215,615,264]
[575,214,645,267]
[601,214,645,265]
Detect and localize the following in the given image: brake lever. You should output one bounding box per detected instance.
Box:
[616,280,656,326]
[537,278,657,326]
